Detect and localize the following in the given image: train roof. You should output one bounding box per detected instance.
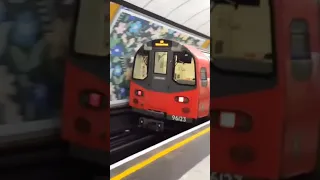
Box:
[201,51,211,60]
[184,44,209,61]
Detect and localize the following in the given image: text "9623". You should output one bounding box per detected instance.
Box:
[171,115,187,122]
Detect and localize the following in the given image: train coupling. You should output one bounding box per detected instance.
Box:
[138,117,164,132]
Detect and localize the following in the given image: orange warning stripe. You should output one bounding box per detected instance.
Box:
[110,2,120,22]
[201,39,210,49]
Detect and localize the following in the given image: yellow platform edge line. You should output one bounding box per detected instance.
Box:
[111,127,210,180]
[110,2,120,22]
[201,39,210,49]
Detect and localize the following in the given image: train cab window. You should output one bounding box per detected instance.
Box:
[211,0,274,74]
[154,52,168,74]
[290,19,312,81]
[173,52,196,85]
[200,67,208,86]
[73,0,108,56]
[133,50,149,80]
[214,40,224,54]
[290,20,310,60]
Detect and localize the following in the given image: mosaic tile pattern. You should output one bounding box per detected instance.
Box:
[0,0,74,123]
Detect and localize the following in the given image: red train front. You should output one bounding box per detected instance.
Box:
[211,0,320,179]
[129,39,210,131]
[61,0,109,163]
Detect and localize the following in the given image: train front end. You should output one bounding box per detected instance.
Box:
[61,0,109,165]
[129,39,199,131]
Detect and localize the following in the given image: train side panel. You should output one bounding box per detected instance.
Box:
[280,0,320,176]
[197,60,210,119]
[185,45,211,119]
[62,61,108,151]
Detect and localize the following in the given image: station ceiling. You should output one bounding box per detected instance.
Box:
[123,0,210,37]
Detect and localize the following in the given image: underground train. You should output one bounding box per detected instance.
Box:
[210,0,320,179]
[129,39,210,132]
[61,0,109,163]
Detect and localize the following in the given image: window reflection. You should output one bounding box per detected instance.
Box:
[133,52,148,80]
[173,54,196,85]
[154,52,168,74]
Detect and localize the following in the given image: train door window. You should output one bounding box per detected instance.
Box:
[214,40,224,54]
[200,67,208,86]
[290,19,312,81]
[133,50,149,80]
[211,0,274,74]
[173,52,196,85]
[73,0,108,56]
[154,52,168,74]
[290,20,310,60]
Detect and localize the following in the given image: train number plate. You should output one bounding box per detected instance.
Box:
[171,115,187,122]
[211,172,243,180]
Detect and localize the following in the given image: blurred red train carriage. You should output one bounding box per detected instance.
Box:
[210,0,320,179]
[61,0,109,162]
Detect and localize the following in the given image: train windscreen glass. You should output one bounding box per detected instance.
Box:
[133,50,148,80]
[154,52,168,74]
[73,0,108,56]
[211,0,274,74]
[173,52,196,85]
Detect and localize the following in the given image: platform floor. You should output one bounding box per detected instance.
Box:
[179,155,210,180]
[110,122,210,180]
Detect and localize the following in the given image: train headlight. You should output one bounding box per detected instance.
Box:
[175,96,189,103]
[211,110,253,132]
[182,107,190,113]
[135,90,144,96]
[133,98,139,104]
[74,117,91,134]
[89,93,101,107]
[230,145,255,163]
[219,112,236,128]
[79,90,107,109]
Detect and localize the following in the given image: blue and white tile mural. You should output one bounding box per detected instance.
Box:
[0,0,74,130]
[0,0,209,135]
[110,7,208,105]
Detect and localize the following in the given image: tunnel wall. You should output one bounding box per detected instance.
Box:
[110,2,210,108]
[0,0,75,139]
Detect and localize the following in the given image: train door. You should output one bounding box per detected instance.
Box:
[198,54,210,118]
[62,0,109,151]
[148,50,173,92]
